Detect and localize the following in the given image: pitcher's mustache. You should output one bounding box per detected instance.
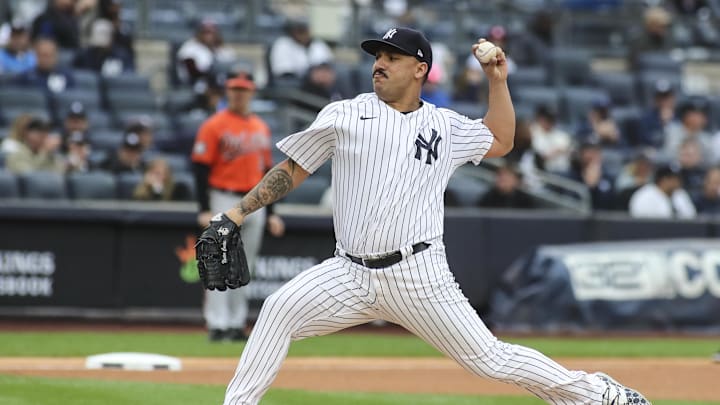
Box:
[373,69,387,78]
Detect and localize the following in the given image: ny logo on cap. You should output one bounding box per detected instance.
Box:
[383,28,398,40]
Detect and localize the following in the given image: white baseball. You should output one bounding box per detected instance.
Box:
[474,41,497,64]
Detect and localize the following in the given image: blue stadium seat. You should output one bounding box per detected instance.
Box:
[592,71,637,107]
[20,172,68,199]
[508,66,548,92]
[116,172,143,199]
[74,69,101,90]
[546,48,592,86]
[513,86,562,118]
[172,170,196,201]
[281,176,329,205]
[89,129,124,152]
[636,72,683,106]
[144,152,190,172]
[610,106,644,146]
[67,171,118,200]
[0,170,20,198]
[55,89,102,116]
[445,173,489,207]
[636,52,683,75]
[0,87,48,110]
[103,73,151,91]
[561,87,610,127]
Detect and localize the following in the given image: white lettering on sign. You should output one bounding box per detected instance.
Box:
[0,251,55,275]
[0,276,53,297]
[0,251,56,297]
[254,256,316,280]
[563,249,720,301]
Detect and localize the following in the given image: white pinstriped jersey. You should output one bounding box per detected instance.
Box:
[277,92,494,256]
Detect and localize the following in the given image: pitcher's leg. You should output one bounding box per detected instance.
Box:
[380,250,605,404]
[223,258,377,405]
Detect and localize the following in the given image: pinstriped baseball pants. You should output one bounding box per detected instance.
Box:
[223,242,606,405]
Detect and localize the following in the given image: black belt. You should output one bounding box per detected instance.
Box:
[344,242,431,269]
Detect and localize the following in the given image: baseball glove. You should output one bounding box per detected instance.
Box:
[195,213,250,291]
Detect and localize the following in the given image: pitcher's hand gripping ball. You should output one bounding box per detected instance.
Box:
[474,40,498,64]
[195,213,250,290]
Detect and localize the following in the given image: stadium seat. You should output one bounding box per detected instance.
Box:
[0,87,48,110]
[144,152,190,172]
[513,86,562,118]
[74,69,101,90]
[508,66,548,92]
[546,48,592,86]
[67,171,118,200]
[116,172,143,199]
[116,111,172,131]
[592,71,637,107]
[103,73,151,91]
[89,129,124,152]
[19,171,68,199]
[54,89,102,116]
[172,170,196,201]
[708,96,720,131]
[445,173,489,207]
[107,91,159,113]
[636,52,683,75]
[0,170,20,198]
[281,176,329,205]
[561,87,610,127]
[1,107,51,124]
[450,101,486,119]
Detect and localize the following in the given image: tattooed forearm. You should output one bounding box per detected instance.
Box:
[236,160,296,216]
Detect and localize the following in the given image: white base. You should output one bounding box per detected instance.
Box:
[85,352,182,371]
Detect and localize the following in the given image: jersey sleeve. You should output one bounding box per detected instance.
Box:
[444,109,495,166]
[190,118,219,165]
[276,101,340,173]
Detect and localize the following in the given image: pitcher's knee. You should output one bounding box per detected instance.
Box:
[458,338,519,380]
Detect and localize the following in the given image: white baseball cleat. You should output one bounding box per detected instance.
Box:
[596,372,652,405]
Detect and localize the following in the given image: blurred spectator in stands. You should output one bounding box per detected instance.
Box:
[629,164,696,218]
[5,117,64,174]
[15,37,75,94]
[269,17,333,81]
[454,25,516,104]
[298,62,349,109]
[530,105,572,174]
[506,118,533,164]
[96,0,134,63]
[479,162,535,209]
[176,19,235,85]
[99,129,144,174]
[576,96,623,147]
[61,101,89,143]
[639,79,676,148]
[614,149,656,210]
[421,64,451,108]
[510,11,555,66]
[628,7,674,69]
[664,98,713,165]
[31,0,81,49]
[132,158,191,201]
[676,138,707,195]
[0,20,36,74]
[125,117,155,152]
[567,139,616,211]
[0,114,34,154]
[64,130,92,173]
[190,72,226,116]
[693,166,720,215]
[73,18,133,75]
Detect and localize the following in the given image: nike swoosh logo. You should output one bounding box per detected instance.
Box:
[360,116,376,120]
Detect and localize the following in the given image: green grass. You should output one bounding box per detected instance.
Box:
[1,375,717,405]
[0,331,717,358]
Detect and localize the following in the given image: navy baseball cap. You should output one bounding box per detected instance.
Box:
[361,27,433,70]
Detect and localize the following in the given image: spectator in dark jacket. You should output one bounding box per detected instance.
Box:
[73,18,133,75]
[99,130,145,174]
[568,140,616,211]
[15,37,75,94]
[693,166,720,215]
[479,162,535,209]
[638,79,676,148]
[31,0,80,49]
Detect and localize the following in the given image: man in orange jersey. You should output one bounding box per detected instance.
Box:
[191,72,285,342]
